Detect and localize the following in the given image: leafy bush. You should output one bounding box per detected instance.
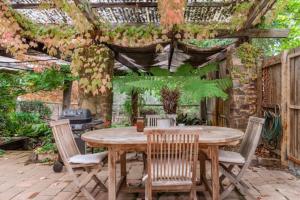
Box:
[18,101,52,119]
[6,112,51,138]
[177,113,201,125]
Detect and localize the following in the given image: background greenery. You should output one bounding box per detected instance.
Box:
[0,66,74,153]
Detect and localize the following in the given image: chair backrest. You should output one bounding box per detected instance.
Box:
[144,128,200,183]
[146,115,161,127]
[146,114,177,127]
[239,116,265,163]
[165,114,177,126]
[50,119,80,162]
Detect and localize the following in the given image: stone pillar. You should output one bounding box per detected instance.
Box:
[226,48,258,130]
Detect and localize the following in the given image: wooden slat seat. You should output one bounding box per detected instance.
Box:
[69,152,108,164]
[151,159,192,181]
[152,180,192,187]
[218,150,245,164]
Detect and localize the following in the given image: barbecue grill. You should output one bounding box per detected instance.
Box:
[53,108,103,172]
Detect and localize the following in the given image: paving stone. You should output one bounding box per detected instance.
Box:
[1,151,300,200]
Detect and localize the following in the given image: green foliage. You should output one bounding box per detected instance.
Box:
[187,39,236,48]
[25,65,75,92]
[5,112,51,138]
[237,43,262,68]
[34,138,57,154]
[256,0,300,55]
[0,72,27,113]
[114,63,232,104]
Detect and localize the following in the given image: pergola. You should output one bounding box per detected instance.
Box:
[5,0,288,72]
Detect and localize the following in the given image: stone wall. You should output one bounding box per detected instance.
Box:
[226,48,259,130]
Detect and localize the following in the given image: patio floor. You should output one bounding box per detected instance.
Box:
[0,151,300,200]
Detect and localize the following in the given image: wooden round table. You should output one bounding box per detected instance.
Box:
[82,126,244,200]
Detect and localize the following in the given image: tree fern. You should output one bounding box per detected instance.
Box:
[113,63,232,104]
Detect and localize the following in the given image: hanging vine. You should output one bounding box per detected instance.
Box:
[231,42,262,83]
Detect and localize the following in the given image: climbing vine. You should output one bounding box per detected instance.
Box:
[71,44,114,95]
[231,42,262,83]
[237,42,262,69]
[0,0,263,95]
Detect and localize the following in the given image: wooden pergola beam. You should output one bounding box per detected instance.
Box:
[73,0,101,27]
[242,0,276,29]
[218,29,290,38]
[10,2,235,9]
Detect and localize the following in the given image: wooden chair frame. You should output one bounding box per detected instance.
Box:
[218,117,265,199]
[144,128,200,200]
[146,114,177,127]
[50,119,107,200]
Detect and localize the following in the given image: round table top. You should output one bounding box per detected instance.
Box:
[81,126,244,146]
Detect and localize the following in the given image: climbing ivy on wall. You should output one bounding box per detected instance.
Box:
[237,42,262,69]
[71,44,114,95]
[231,42,262,83]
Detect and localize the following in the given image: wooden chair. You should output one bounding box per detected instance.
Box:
[146,114,177,127]
[218,117,265,199]
[165,114,177,126]
[144,128,200,200]
[145,115,161,127]
[50,119,108,200]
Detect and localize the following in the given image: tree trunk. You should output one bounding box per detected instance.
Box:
[62,80,73,110]
[131,90,138,125]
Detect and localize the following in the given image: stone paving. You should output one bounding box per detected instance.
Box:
[0,151,300,200]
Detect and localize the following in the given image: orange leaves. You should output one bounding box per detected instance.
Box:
[158,0,186,27]
[0,2,29,59]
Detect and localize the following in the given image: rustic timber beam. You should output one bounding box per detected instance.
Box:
[218,29,290,38]
[73,0,101,27]
[242,0,276,29]
[114,53,141,73]
[10,1,235,9]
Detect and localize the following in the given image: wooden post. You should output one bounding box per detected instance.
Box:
[256,58,263,117]
[280,51,289,166]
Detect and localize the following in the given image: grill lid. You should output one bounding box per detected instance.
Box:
[60,109,92,124]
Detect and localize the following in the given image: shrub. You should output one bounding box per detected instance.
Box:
[6,112,51,138]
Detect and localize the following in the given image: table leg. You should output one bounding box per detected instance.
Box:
[211,146,220,200]
[199,151,206,185]
[108,147,117,200]
[121,152,127,183]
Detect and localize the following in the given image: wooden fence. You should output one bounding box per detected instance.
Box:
[256,47,300,166]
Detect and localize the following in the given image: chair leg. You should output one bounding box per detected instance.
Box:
[219,163,249,199]
[189,187,197,200]
[199,153,206,185]
[145,178,152,200]
[143,153,147,173]
[81,186,96,200]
